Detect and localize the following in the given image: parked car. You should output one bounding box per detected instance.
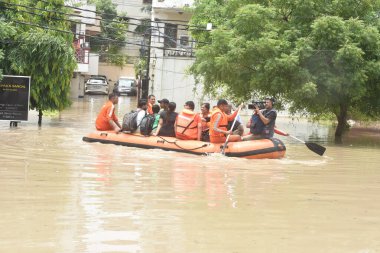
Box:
[114,76,137,96]
[84,76,109,95]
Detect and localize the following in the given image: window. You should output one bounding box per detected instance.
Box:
[143,0,152,4]
[164,23,178,48]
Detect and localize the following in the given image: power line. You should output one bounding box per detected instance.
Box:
[6,19,196,55]
[2,20,376,54]
[37,0,208,28]
[0,0,205,32]
[1,4,209,46]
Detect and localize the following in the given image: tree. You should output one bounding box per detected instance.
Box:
[0,21,16,80]
[88,0,129,66]
[189,0,380,139]
[0,0,77,125]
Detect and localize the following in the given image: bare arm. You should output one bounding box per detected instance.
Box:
[255,107,270,125]
[213,113,230,135]
[154,118,163,136]
[108,120,121,132]
[197,122,202,141]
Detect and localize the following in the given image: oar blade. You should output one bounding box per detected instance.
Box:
[305,142,326,156]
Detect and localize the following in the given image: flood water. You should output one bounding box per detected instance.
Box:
[1,96,379,253]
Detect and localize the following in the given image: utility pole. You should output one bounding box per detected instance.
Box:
[141,28,152,100]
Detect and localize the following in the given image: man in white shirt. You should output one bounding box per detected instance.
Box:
[136,99,148,132]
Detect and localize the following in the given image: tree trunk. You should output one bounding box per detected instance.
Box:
[335,103,349,141]
[38,109,43,126]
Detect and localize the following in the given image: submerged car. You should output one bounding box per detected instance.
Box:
[114,77,137,96]
[84,76,109,95]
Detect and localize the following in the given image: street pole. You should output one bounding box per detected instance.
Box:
[141,28,152,100]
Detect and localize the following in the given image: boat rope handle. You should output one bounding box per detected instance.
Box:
[157,136,209,151]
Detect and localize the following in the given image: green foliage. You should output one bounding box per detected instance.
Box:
[8,30,76,111]
[134,58,147,78]
[190,0,380,137]
[0,21,17,79]
[0,0,77,117]
[88,0,128,67]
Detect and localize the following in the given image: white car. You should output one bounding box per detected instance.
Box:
[84,76,109,95]
[114,77,137,96]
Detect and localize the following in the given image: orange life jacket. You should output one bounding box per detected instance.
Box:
[147,103,153,115]
[209,108,229,138]
[176,109,198,140]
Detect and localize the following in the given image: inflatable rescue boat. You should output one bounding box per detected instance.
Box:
[83,131,286,159]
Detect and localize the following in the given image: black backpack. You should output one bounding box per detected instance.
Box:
[140,114,155,136]
[122,110,139,132]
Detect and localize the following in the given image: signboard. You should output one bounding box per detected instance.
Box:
[0,75,31,121]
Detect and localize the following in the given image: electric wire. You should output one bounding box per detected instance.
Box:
[1,4,210,46]
[7,19,197,55]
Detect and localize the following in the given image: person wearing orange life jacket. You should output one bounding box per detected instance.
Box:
[200,102,211,131]
[209,99,242,143]
[199,102,211,141]
[147,94,156,115]
[95,93,121,132]
[176,101,202,140]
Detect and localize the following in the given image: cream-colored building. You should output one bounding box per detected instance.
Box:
[113,0,152,59]
[65,0,101,98]
[149,0,207,109]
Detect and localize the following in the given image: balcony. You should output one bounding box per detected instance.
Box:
[153,0,194,10]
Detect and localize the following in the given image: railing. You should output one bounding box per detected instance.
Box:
[163,47,195,58]
[75,48,90,64]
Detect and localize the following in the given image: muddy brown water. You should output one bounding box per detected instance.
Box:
[1,96,379,253]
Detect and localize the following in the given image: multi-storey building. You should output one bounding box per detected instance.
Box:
[65,0,101,98]
[148,0,205,109]
[112,0,151,59]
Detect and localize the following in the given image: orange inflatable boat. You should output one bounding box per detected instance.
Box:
[83,131,286,159]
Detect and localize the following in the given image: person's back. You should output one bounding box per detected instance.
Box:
[95,93,121,131]
[155,102,177,137]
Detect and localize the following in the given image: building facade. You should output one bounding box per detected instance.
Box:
[65,0,100,98]
[112,0,152,59]
[148,0,206,109]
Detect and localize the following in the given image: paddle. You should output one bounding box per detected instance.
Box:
[221,106,242,155]
[274,128,326,156]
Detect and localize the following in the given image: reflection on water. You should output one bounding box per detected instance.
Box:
[0,97,379,253]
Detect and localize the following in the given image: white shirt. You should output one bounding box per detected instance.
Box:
[136,109,146,132]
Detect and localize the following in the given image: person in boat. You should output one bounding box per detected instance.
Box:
[226,104,244,136]
[175,101,202,141]
[152,104,161,132]
[154,102,177,137]
[200,102,211,142]
[242,97,277,140]
[209,99,243,143]
[147,94,156,115]
[158,98,169,112]
[135,99,148,133]
[95,93,121,132]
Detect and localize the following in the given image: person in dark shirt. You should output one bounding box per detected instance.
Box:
[154,102,177,137]
[242,97,277,140]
